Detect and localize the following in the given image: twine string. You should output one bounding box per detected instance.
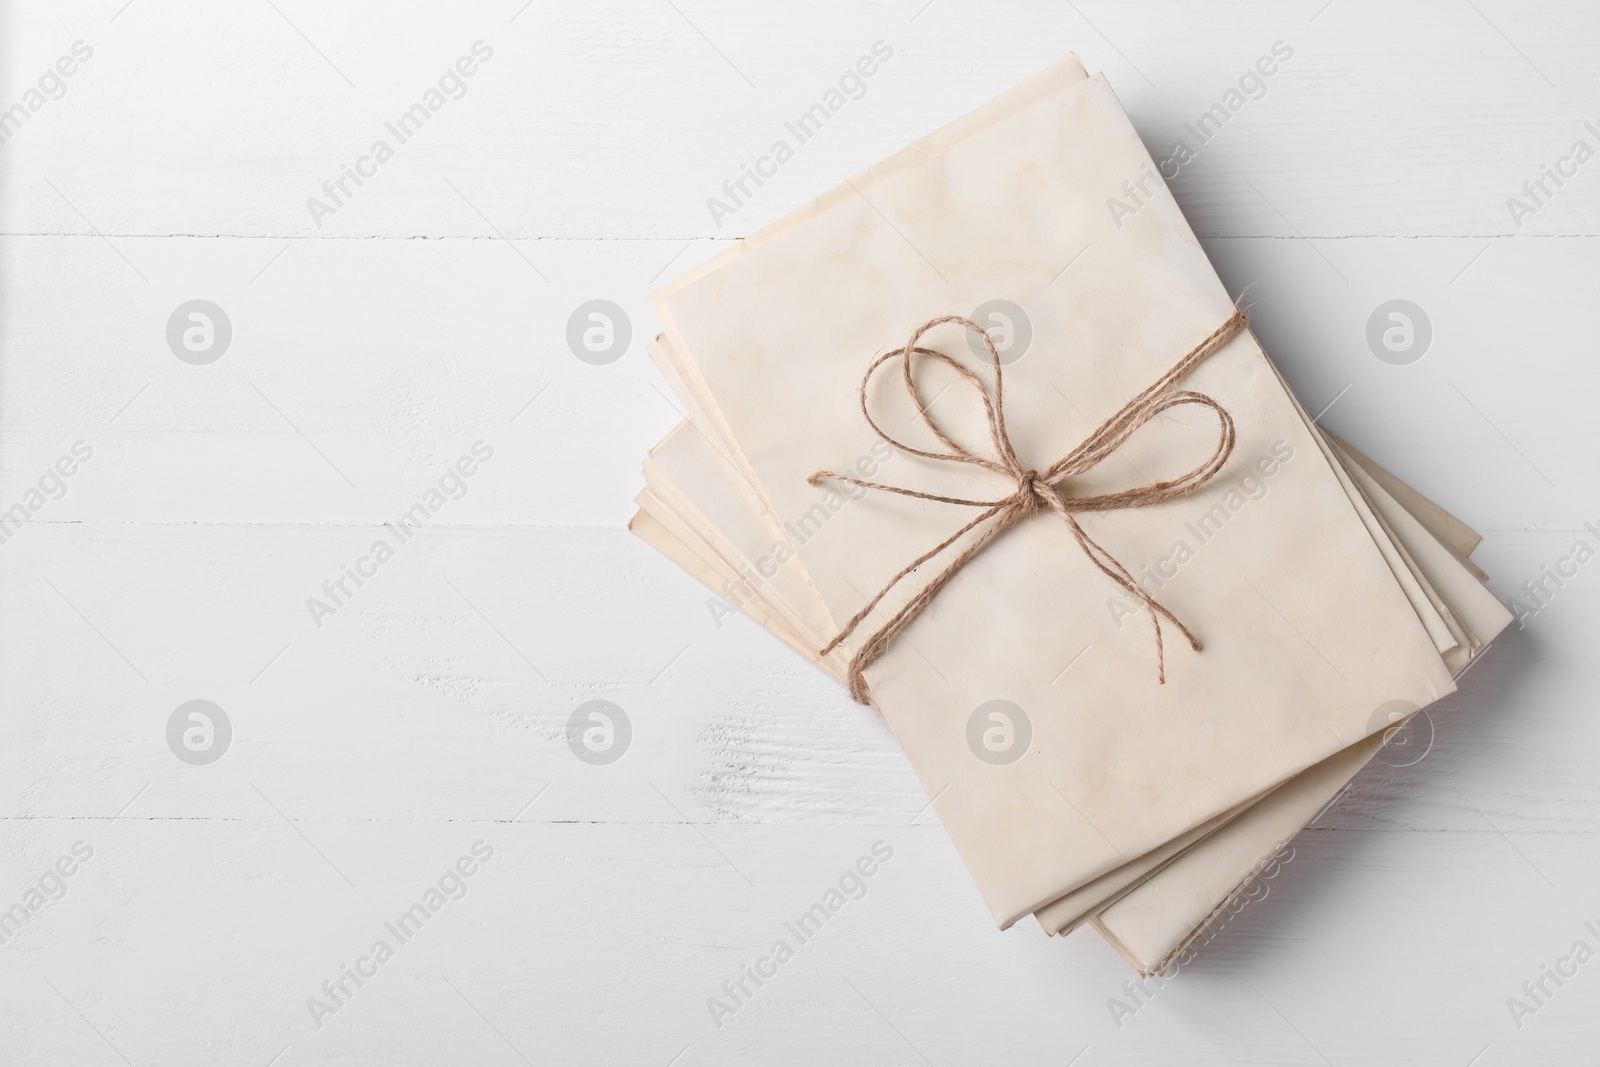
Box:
[809,308,1247,705]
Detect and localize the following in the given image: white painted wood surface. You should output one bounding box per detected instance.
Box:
[2,1,1597,1063]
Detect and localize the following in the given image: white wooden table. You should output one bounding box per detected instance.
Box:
[3,1,1597,1063]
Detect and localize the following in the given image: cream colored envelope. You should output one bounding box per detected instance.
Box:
[635,54,1504,955]
[646,60,1457,927]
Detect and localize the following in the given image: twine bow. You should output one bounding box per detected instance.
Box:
[810,308,1248,705]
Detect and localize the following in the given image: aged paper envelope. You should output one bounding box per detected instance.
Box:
[649,62,1455,925]
[637,55,1499,944]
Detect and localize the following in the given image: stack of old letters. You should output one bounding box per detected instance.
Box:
[630,56,1510,973]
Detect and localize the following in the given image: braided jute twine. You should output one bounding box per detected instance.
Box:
[809,307,1249,706]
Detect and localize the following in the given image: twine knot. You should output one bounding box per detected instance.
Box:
[809,308,1248,706]
[1015,469,1057,511]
